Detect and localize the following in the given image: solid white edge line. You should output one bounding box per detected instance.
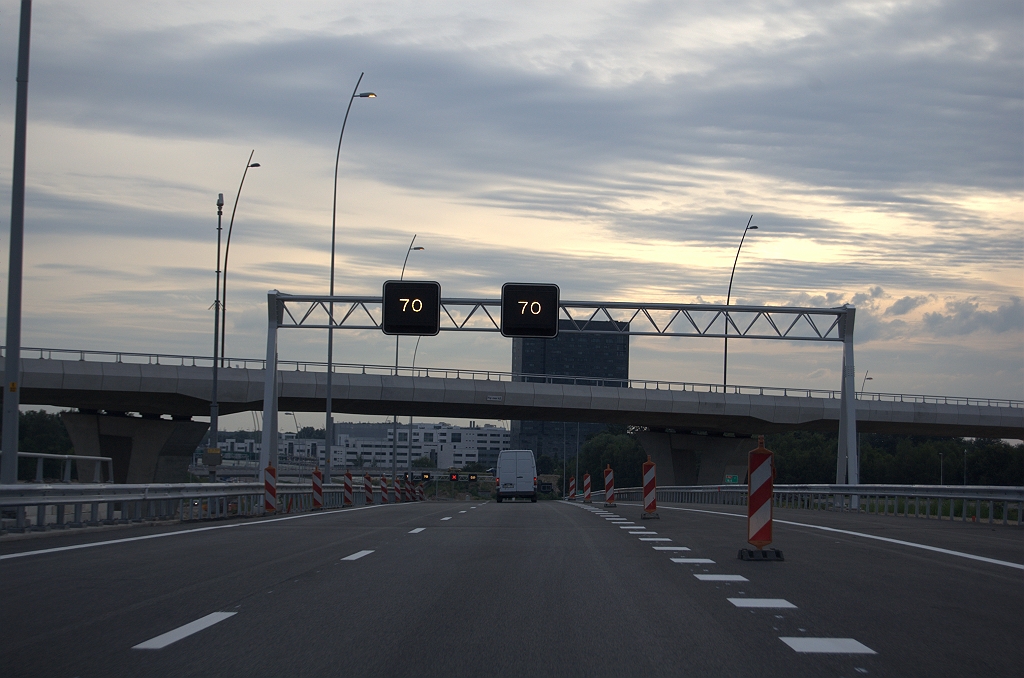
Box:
[132,611,236,650]
[616,502,1024,571]
[341,549,374,561]
[779,637,876,654]
[0,502,396,562]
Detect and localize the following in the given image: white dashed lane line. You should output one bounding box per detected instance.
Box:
[408,528,426,534]
[780,638,876,654]
[132,612,237,650]
[671,557,715,563]
[341,550,374,561]
[728,598,796,609]
[459,511,467,514]
[629,531,654,534]
[695,574,747,581]
[618,525,639,529]
[440,517,452,521]
[652,546,690,551]
[640,537,672,542]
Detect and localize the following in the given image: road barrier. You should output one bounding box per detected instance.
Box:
[417,483,424,501]
[380,476,389,504]
[312,468,324,509]
[264,466,277,513]
[740,437,782,560]
[612,484,1024,526]
[16,452,115,484]
[583,473,592,503]
[642,456,658,519]
[569,476,576,500]
[343,471,353,507]
[404,479,412,502]
[365,473,374,505]
[604,465,616,507]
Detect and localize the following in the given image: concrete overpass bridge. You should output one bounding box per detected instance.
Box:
[3,347,1021,484]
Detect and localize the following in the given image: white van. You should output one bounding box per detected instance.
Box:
[495,449,537,502]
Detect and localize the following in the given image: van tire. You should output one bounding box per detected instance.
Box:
[496,496,502,503]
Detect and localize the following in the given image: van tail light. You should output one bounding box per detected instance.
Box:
[534,477,538,486]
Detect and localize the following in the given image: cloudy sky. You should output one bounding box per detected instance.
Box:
[0,1,1021,430]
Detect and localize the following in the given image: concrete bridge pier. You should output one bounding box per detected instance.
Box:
[60,412,208,483]
[637,431,758,485]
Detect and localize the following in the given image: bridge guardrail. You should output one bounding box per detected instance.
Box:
[17,452,114,483]
[6,345,1021,408]
[609,484,1024,526]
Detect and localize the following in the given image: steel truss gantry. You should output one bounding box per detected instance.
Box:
[260,291,859,485]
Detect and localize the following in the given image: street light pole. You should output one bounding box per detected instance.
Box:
[723,216,757,388]
[857,372,872,465]
[219,151,260,366]
[1,0,32,485]
[207,194,225,476]
[392,235,424,485]
[325,73,375,485]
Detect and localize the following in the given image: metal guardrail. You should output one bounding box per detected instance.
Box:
[610,484,1024,526]
[6,345,1021,408]
[16,452,114,483]
[0,481,440,533]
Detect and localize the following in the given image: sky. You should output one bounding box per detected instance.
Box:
[0,0,1021,432]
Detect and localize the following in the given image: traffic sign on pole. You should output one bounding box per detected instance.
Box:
[500,283,560,338]
[381,280,441,336]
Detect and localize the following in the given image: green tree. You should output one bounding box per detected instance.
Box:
[413,456,436,469]
[577,430,647,489]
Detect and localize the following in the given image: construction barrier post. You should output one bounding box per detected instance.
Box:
[568,476,576,501]
[264,465,277,514]
[364,473,374,505]
[641,455,659,519]
[739,436,783,561]
[343,470,353,507]
[583,473,592,503]
[311,467,324,509]
[603,464,616,507]
[380,476,389,504]
[404,478,412,502]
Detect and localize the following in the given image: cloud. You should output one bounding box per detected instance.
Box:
[923,297,1024,336]
[885,295,929,315]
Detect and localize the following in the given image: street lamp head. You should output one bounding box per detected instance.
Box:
[248,163,261,168]
[217,193,224,208]
[412,246,424,251]
[747,225,758,230]
[358,92,376,98]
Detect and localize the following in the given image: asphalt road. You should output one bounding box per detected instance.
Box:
[1,498,1021,677]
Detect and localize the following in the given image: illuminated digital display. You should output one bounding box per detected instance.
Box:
[381,280,441,336]
[500,283,560,338]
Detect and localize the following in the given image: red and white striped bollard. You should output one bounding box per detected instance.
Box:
[311,468,324,509]
[364,473,374,505]
[264,465,277,513]
[603,464,616,507]
[380,476,389,504]
[740,436,783,560]
[641,455,659,519]
[568,476,576,501]
[343,470,353,507]
[583,473,592,503]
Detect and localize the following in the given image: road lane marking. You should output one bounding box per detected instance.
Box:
[618,525,640,529]
[341,550,374,561]
[0,502,395,562]
[132,612,236,650]
[780,637,875,654]
[695,574,748,581]
[629,531,655,534]
[671,557,715,563]
[626,503,1024,571]
[459,511,467,514]
[440,517,452,521]
[640,537,672,541]
[728,598,796,608]
[409,528,426,534]
[652,546,691,551]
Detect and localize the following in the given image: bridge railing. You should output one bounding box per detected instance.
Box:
[610,484,1024,526]
[6,345,1021,408]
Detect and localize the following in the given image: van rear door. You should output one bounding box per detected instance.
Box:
[498,453,518,495]
[516,451,536,494]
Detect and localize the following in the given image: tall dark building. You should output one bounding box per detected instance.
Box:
[511,320,629,459]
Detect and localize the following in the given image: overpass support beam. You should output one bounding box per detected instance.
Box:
[637,432,755,485]
[260,291,282,479]
[837,306,859,484]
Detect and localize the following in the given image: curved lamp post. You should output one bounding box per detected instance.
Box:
[392,235,424,483]
[207,193,226,477]
[723,216,757,388]
[220,150,261,366]
[325,73,375,483]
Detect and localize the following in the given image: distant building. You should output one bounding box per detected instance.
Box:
[511,319,628,457]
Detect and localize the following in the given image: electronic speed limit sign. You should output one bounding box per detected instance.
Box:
[381,280,441,336]
[500,283,560,338]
